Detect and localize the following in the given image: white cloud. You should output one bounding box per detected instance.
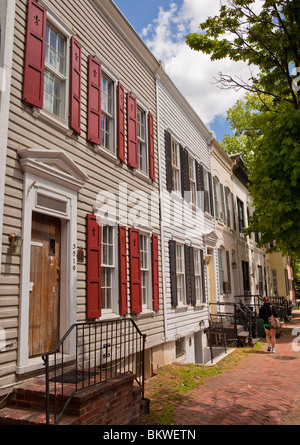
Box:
[141,0,258,129]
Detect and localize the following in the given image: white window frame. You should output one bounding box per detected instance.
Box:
[176,243,186,305]
[189,155,196,206]
[101,71,116,154]
[194,249,203,304]
[37,9,72,132]
[140,232,152,309]
[171,138,181,194]
[137,105,148,174]
[101,223,118,314]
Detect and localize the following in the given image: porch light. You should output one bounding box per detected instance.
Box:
[203,256,210,265]
[8,233,22,254]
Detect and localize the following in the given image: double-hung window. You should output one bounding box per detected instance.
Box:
[44,23,67,120]
[237,198,245,233]
[176,244,185,305]
[218,248,224,294]
[140,233,151,308]
[171,139,180,193]
[101,73,115,153]
[194,249,203,303]
[137,106,147,173]
[101,224,116,312]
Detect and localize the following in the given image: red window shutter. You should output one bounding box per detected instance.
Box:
[86,214,101,319]
[152,234,159,311]
[127,93,138,169]
[69,37,81,134]
[118,225,128,315]
[22,0,47,108]
[117,82,125,162]
[87,56,102,145]
[148,112,155,181]
[129,228,142,314]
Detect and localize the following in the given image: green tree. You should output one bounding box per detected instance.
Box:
[186,0,300,109]
[186,0,300,256]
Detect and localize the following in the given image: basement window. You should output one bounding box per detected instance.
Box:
[175,338,185,358]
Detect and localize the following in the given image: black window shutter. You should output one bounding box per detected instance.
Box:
[184,245,196,305]
[189,246,196,305]
[231,193,236,230]
[184,245,191,304]
[165,130,173,191]
[180,145,190,200]
[169,239,177,306]
[208,172,214,217]
[196,161,204,192]
[200,250,206,303]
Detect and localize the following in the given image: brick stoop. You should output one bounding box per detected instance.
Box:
[0,372,148,425]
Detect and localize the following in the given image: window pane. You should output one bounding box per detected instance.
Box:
[44,71,63,117]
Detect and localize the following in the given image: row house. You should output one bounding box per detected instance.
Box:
[212,142,295,306]
[212,143,267,305]
[0,0,292,419]
[0,0,164,399]
[155,64,217,366]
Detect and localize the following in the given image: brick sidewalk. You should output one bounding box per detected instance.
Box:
[174,310,300,425]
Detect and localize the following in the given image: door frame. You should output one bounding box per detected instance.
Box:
[17,149,88,375]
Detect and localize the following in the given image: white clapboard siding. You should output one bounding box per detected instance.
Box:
[157,71,216,343]
[0,0,163,390]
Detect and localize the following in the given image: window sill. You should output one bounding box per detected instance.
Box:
[132,168,152,184]
[204,211,214,220]
[92,144,120,165]
[32,107,74,136]
[174,304,189,313]
[99,312,121,321]
[170,191,184,204]
[134,308,155,319]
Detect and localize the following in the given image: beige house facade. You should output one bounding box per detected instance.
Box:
[212,143,268,304]
[0,0,164,397]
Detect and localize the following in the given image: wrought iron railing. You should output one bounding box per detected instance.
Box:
[235,294,291,321]
[42,318,146,425]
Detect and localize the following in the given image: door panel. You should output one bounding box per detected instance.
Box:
[29,212,61,357]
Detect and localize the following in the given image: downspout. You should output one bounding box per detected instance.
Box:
[155,69,168,343]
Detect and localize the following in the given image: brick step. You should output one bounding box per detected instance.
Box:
[0,406,78,425]
[0,372,147,425]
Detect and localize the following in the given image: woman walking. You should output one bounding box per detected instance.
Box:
[259,296,279,353]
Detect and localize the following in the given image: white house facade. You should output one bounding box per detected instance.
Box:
[155,64,217,366]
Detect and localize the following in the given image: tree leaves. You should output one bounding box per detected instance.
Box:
[185,0,300,109]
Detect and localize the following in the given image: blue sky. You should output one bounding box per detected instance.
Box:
[113,0,250,142]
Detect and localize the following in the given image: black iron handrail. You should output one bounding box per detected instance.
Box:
[42,318,146,425]
[209,301,258,348]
